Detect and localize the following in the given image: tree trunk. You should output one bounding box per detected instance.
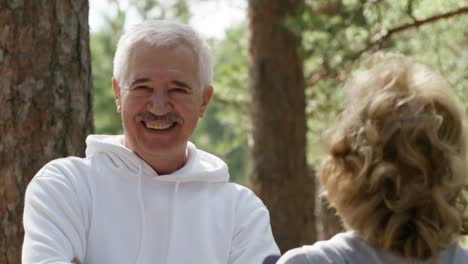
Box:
[0,1,93,263]
[248,0,316,252]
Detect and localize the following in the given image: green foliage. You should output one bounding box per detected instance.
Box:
[91,2,125,134]
[394,7,468,112]
[131,0,191,22]
[91,32,123,134]
[192,25,250,184]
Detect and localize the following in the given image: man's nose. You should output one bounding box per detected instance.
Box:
[147,91,172,115]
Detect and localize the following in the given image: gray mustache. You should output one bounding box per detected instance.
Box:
[136,113,183,124]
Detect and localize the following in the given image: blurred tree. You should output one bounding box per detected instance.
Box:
[0,0,92,263]
[193,25,250,183]
[248,0,316,252]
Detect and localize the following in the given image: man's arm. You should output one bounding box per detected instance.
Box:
[22,162,88,263]
[228,188,280,264]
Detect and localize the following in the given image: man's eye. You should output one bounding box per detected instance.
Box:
[134,86,152,91]
[132,86,152,92]
[170,87,189,93]
[130,86,153,96]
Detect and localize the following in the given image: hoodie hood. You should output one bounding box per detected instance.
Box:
[85,134,229,183]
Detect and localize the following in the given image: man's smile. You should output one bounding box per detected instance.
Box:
[141,120,177,131]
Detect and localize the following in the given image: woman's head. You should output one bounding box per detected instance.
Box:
[320,52,468,259]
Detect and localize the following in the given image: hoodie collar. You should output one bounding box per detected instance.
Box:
[85,134,229,183]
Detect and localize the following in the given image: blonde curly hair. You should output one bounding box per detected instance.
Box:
[320,52,468,260]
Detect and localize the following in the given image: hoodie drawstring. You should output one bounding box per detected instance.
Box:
[134,163,180,264]
[164,181,180,263]
[135,161,146,264]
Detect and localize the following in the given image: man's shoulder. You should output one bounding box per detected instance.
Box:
[48,155,90,166]
[222,182,264,203]
[30,156,96,189]
[38,156,92,176]
[39,151,119,175]
[277,247,311,264]
[223,182,254,193]
[26,156,94,206]
[215,183,271,220]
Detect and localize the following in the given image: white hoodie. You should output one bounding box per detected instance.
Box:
[22,135,279,264]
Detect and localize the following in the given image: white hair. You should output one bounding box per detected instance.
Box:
[113,20,213,89]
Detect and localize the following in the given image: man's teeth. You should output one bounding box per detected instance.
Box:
[145,122,173,130]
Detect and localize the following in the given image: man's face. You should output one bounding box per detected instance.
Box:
[113,42,213,160]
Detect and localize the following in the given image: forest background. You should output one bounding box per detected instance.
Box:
[0,0,467,263]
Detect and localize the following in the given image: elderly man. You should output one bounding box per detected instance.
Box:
[22,20,279,264]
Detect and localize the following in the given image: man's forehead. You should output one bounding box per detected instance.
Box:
[127,44,197,70]
[127,67,187,81]
[130,40,196,59]
[131,67,185,76]
[124,68,195,87]
[126,77,193,90]
[122,41,200,86]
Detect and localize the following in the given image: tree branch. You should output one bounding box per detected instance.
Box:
[349,7,468,62]
[305,7,468,87]
[371,6,468,44]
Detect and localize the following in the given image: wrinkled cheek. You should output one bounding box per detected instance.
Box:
[122,99,146,120]
[120,108,138,132]
[185,115,201,132]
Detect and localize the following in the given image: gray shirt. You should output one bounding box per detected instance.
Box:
[277,232,468,264]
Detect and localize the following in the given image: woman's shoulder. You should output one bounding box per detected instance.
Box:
[278,232,468,264]
[441,243,468,263]
[275,247,311,264]
[277,232,356,264]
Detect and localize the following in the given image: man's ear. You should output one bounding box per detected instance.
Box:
[199,85,213,118]
[112,78,122,113]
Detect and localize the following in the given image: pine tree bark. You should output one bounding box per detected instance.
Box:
[248,0,316,252]
[0,1,93,263]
